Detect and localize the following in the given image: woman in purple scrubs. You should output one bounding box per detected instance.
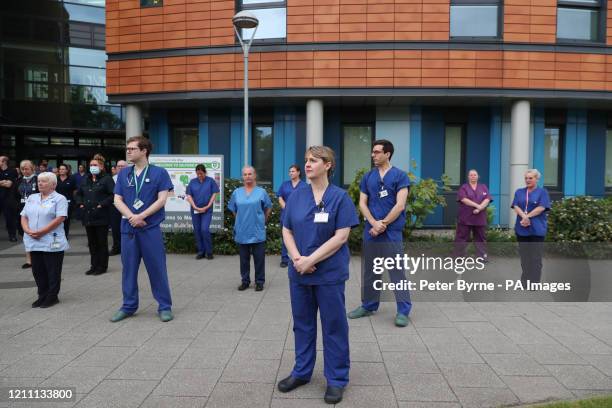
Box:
[454,169,491,260]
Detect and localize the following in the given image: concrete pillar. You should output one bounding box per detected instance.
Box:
[306,99,324,147]
[125,104,143,139]
[509,100,531,228]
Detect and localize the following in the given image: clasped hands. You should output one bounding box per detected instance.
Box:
[194,205,210,214]
[368,219,387,238]
[519,214,531,227]
[292,255,317,275]
[23,227,43,240]
[128,213,147,228]
[472,204,487,215]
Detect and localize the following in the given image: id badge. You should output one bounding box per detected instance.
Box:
[314,212,329,223]
[51,241,61,250]
[379,190,389,198]
[133,199,144,210]
[20,198,25,204]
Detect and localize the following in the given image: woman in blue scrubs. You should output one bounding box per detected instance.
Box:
[228,166,272,292]
[186,164,219,260]
[277,146,359,405]
[511,169,551,286]
[277,164,306,267]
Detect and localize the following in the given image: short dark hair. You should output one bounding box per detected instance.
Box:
[126,135,153,158]
[289,164,301,174]
[373,139,394,159]
[195,164,206,173]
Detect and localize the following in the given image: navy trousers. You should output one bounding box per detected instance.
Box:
[239,242,265,285]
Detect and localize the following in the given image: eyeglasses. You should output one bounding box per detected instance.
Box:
[126,147,140,152]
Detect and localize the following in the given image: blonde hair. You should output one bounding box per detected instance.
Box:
[19,160,34,171]
[91,154,106,171]
[305,145,336,178]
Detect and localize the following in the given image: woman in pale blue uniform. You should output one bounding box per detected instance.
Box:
[511,169,551,286]
[111,136,175,323]
[186,164,220,260]
[277,164,306,267]
[228,166,272,291]
[277,146,359,405]
[20,172,69,308]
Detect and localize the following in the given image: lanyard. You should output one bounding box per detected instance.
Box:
[525,189,529,213]
[132,166,149,201]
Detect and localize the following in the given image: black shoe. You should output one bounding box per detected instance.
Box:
[9,236,18,242]
[92,269,107,276]
[31,297,45,308]
[277,375,309,393]
[206,254,214,260]
[39,297,59,308]
[85,268,95,275]
[280,262,288,268]
[196,253,205,260]
[109,249,121,256]
[238,282,250,291]
[255,283,264,291]
[22,263,31,269]
[324,386,344,404]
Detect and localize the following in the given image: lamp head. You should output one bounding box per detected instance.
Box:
[232,11,259,29]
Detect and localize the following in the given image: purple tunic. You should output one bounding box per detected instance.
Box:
[456,183,491,226]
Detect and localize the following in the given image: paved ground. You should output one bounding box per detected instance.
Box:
[1,226,612,407]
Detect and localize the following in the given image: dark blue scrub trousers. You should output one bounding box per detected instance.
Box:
[239,242,265,285]
[362,230,412,316]
[290,281,350,388]
[120,226,172,314]
[192,211,213,256]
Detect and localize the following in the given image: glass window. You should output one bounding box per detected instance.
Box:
[68,47,106,68]
[79,137,102,146]
[65,0,106,6]
[50,137,75,145]
[557,0,603,42]
[69,85,106,104]
[141,0,163,7]
[444,125,463,186]
[68,66,106,87]
[253,125,273,183]
[544,127,561,188]
[24,65,49,100]
[24,136,49,146]
[343,125,372,185]
[171,127,198,154]
[450,4,500,38]
[64,3,105,24]
[241,8,287,40]
[606,130,612,188]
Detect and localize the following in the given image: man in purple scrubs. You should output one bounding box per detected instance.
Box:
[454,169,492,259]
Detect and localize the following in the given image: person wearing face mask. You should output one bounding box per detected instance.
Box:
[15,160,38,269]
[75,154,115,276]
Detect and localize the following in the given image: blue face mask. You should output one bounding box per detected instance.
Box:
[90,166,100,175]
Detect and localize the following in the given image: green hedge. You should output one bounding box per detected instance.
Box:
[547,195,612,242]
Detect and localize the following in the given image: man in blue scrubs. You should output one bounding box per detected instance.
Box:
[277,164,306,267]
[277,146,359,405]
[347,139,412,327]
[186,164,219,260]
[110,136,174,323]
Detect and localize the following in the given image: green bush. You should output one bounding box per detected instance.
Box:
[547,196,612,242]
[165,178,283,255]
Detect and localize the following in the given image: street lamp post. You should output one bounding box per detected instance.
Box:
[232,11,259,167]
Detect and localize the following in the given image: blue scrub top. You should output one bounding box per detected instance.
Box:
[277,179,306,226]
[114,164,174,234]
[228,186,272,244]
[360,167,410,238]
[284,184,359,285]
[186,176,220,214]
[511,187,551,237]
[20,191,69,252]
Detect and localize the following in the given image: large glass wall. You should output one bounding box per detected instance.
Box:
[0,0,124,166]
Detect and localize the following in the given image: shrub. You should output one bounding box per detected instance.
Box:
[547,196,612,242]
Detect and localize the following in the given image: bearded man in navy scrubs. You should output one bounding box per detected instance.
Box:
[347,139,412,327]
[110,136,174,323]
